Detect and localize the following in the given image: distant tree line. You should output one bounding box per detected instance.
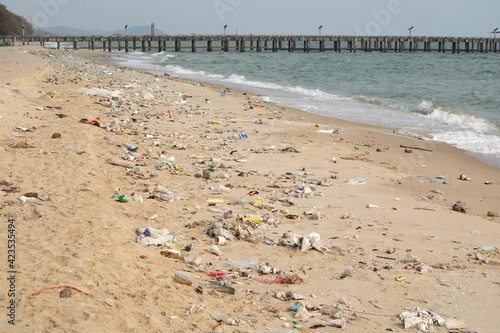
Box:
[0,4,34,36]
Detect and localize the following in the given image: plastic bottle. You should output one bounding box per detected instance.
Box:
[211,310,236,325]
[173,273,192,286]
[107,158,135,168]
[123,143,138,152]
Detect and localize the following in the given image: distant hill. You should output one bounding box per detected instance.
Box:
[38,25,167,36]
[36,25,98,36]
[0,4,34,36]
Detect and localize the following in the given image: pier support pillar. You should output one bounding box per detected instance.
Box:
[191,39,196,52]
[207,40,212,52]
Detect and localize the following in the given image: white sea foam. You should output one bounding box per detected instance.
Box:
[223,74,284,91]
[164,65,205,76]
[162,66,346,101]
[431,130,500,156]
[161,54,176,61]
[207,74,225,79]
[417,100,435,113]
[425,108,497,133]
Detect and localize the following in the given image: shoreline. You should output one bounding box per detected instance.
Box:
[105,49,500,170]
[1,45,499,332]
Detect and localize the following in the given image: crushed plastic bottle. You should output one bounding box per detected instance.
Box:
[211,310,236,325]
[173,273,192,286]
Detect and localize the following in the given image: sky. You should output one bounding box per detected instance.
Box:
[1,0,499,37]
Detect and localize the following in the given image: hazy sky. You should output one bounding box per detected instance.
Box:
[2,0,499,37]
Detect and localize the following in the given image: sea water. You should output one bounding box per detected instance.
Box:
[110,49,500,168]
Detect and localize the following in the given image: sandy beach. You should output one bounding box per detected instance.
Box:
[0,45,499,333]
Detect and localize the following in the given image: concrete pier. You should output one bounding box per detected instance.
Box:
[0,35,498,54]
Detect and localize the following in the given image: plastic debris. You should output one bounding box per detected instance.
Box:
[196,283,235,295]
[253,273,304,285]
[136,227,175,246]
[227,258,260,271]
[344,177,367,185]
[399,307,446,332]
[211,310,236,325]
[317,129,339,134]
[114,195,128,202]
[173,273,192,286]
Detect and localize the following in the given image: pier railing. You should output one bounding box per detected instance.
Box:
[0,35,498,53]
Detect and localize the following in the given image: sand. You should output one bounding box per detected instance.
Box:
[0,45,499,333]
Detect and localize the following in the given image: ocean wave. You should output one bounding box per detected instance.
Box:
[353,95,383,106]
[431,130,500,156]
[164,65,205,76]
[207,74,225,79]
[353,96,441,115]
[150,51,166,57]
[425,108,497,133]
[221,74,350,100]
[417,100,435,113]
[166,70,346,101]
[223,74,284,90]
[161,54,176,61]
